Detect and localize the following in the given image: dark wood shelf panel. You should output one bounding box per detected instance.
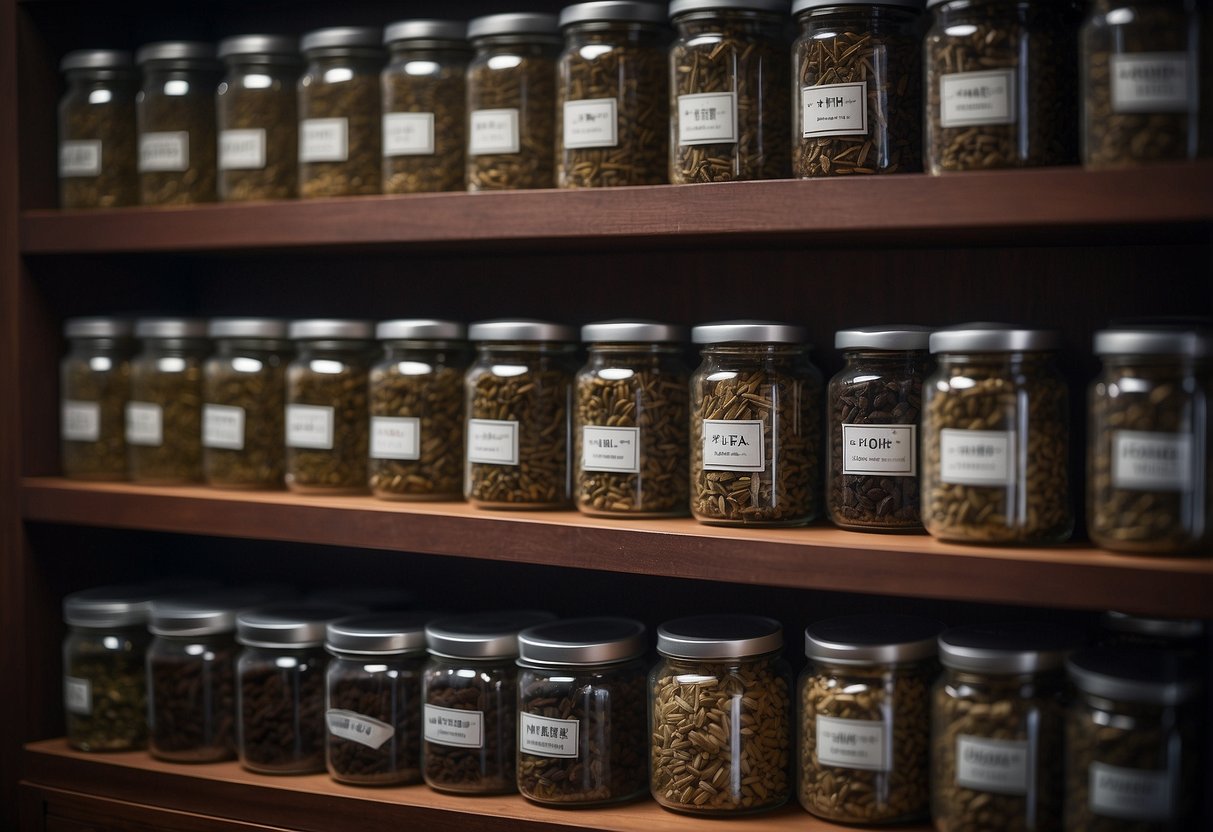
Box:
[21,477,1213,616]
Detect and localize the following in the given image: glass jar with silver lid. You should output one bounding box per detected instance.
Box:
[61,317,134,480]
[58,50,139,208]
[128,318,209,484]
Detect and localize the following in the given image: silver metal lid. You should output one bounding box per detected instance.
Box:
[64,317,133,339]
[467,13,562,40]
[60,49,134,72]
[384,20,468,44]
[670,0,790,17]
[134,317,208,339]
[376,319,467,341]
[300,27,384,54]
[326,612,432,655]
[467,319,577,343]
[692,320,808,345]
[805,614,944,665]
[64,585,160,628]
[1068,646,1202,706]
[581,320,687,343]
[217,35,299,60]
[207,317,289,339]
[938,623,1082,674]
[288,319,374,341]
[794,0,923,13]
[929,323,1060,354]
[1102,611,1206,642]
[135,41,218,66]
[307,586,416,611]
[517,617,647,666]
[426,610,557,659]
[149,587,290,637]
[236,603,361,648]
[560,2,670,27]
[657,614,783,659]
[1093,329,1212,358]
[835,325,932,351]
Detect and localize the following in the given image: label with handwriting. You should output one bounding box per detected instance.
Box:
[469,109,520,155]
[326,709,395,750]
[60,140,102,177]
[802,82,867,138]
[139,131,189,172]
[286,404,334,449]
[702,419,765,472]
[563,98,618,149]
[940,70,1016,127]
[62,400,101,442]
[424,704,483,748]
[467,418,519,465]
[383,112,436,156]
[520,712,579,758]
[125,402,163,446]
[203,404,245,450]
[678,92,737,145]
[300,118,349,163]
[219,128,266,170]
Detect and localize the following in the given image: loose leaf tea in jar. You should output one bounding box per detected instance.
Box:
[58,50,139,209]
[60,317,133,480]
[127,318,208,484]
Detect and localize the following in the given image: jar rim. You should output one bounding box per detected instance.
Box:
[805,614,944,664]
[518,617,647,665]
[657,614,783,659]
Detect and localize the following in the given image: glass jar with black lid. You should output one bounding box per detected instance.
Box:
[128,318,209,485]
[61,316,133,481]
[58,50,139,208]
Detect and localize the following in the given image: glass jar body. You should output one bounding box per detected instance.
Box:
[298,51,383,198]
[148,632,239,762]
[382,44,470,193]
[326,651,425,785]
[61,336,132,480]
[237,644,328,774]
[285,340,373,494]
[137,62,220,204]
[127,338,208,484]
[59,70,139,208]
[204,338,291,489]
[63,624,151,751]
[217,57,300,201]
[422,654,518,794]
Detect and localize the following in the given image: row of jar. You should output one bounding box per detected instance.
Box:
[58,0,1212,209]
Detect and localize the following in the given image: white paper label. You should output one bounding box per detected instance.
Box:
[383,112,436,156]
[219,128,266,170]
[326,709,395,750]
[581,426,640,473]
[956,735,1030,795]
[1112,53,1189,113]
[467,419,519,465]
[802,82,868,138]
[371,416,420,460]
[299,118,349,163]
[940,429,1013,486]
[520,712,580,758]
[65,676,91,715]
[940,70,1016,127]
[702,419,765,472]
[842,424,916,476]
[816,715,889,771]
[563,98,618,149]
[125,402,163,446]
[424,704,483,748]
[203,404,245,451]
[62,400,100,442]
[286,404,334,449]
[1113,430,1193,491]
[469,109,520,155]
[1090,761,1175,821]
[139,131,189,172]
[678,92,738,145]
[60,140,102,177]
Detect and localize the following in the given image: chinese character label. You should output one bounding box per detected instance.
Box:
[801,82,868,138]
[286,404,334,450]
[1112,430,1193,492]
[939,429,1013,486]
[383,112,436,156]
[467,418,520,466]
[139,131,189,172]
[940,70,1016,127]
[520,712,580,758]
[371,416,421,460]
[1090,762,1175,822]
[299,118,349,163]
[326,708,396,750]
[424,704,484,748]
[60,140,102,177]
[219,128,267,170]
[816,715,890,771]
[702,419,765,472]
[581,425,640,473]
[563,98,618,149]
[842,424,916,476]
[677,92,738,145]
[956,735,1029,795]
[125,402,164,447]
[469,108,521,155]
[1111,53,1189,114]
[203,404,246,451]
[64,676,91,715]
[62,400,101,442]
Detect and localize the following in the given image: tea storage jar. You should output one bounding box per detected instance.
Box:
[464,320,578,509]
[60,317,133,480]
[285,319,375,494]
[923,0,1082,173]
[669,0,791,183]
[136,41,221,204]
[216,35,301,201]
[690,321,822,527]
[828,326,930,532]
[369,319,470,501]
[921,324,1072,544]
[58,50,139,209]
[381,20,471,194]
[298,27,384,198]
[798,614,943,824]
[422,611,556,794]
[516,617,649,806]
[556,2,669,188]
[650,615,792,815]
[1088,328,1211,555]
[127,318,208,484]
[792,0,925,177]
[465,13,562,190]
[574,320,690,518]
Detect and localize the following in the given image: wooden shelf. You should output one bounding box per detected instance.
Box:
[21,477,1213,616]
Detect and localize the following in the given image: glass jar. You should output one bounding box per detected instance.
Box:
[921,324,1073,544]
[932,623,1081,832]
[369,320,470,501]
[325,612,430,786]
[924,0,1082,173]
[575,321,690,518]
[58,50,139,209]
[298,27,384,198]
[381,20,471,194]
[556,2,669,188]
[60,317,133,480]
[465,320,578,509]
[216,35,301,201]
[1065,646,1203,831]
[422,611,556,794]
[127,318,209,484]
[828,326,931,532]
[466,13,561,190]
[650,615,792,815]
[516,617,648,806]
[136,42,221,205]
[285,319,375,494]
[690,321,822,527]
[798,614,943,824]
[1088,328,1211,555]
[669,0,791,183]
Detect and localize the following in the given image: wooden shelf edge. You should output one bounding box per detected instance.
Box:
[20,477,1213,616]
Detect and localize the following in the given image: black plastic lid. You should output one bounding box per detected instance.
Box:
[1068,646,1202,706]
[938,622,1083,674]
[805,614,944,665]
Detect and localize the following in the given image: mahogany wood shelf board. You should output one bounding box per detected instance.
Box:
[21,478,1213,616]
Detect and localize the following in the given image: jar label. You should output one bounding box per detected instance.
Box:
[467,418,519,466]
[939,429,1013,486]
[62,400,101,442]
[801,82,868,138]
[1112,430,1193,492]
[842,424,916,476]
[299,118,349,163]
[1111,53,1189,114]
[563,98,618,149]
[219,128,266,170]
[383,112,436,156]
[125,402,163,447]
[1090,761,1175,821]
[424,704,483,748]
[64,675,91,715]
[816,715,889,771]
[581,425,640,473]
[203,404,246,451]
[469,109,520,155]
[326,708,395,751]
[286,404,334,449]
[678,92,738,146]
[139,131,190,172]
[520,712,579,758]
[955,735,1029,795]
[939,70,1016,128]
[59,140,102,178]
[370,416,420,460]
[702,419,765,472]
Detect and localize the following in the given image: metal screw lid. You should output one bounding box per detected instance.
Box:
[326,612,433,655]
[929,323,1060,354]
[217,35,300,61]
[1101,611,1206,642]
[207,318,290,339]
[300,27,384,54]
[376,319,467,341]
[581,320,687,343]
[64,584,162,628]
[805,614,945,665]
[468,319,577,343]
[1068,646,1202,706]
[795,0,923,12]
[657,614,783,660]
[288,319,375,341]
[307,586,416,611]
[692,320,808,345]
[236,603,361,648]
[149,587,292,637]
[425,610,557,659]
[135,41,219,66]
[1093,328,1211,358]
[938,622,1083,674]
[64,317,133,339]
[518,617,647,666]
[134,317,208,339]
[835,325,933,351]
[383,20,468,44]
[670,0,790,18]
[560,2,670,27]
[467,13,562,40]
[60,49,134,72]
